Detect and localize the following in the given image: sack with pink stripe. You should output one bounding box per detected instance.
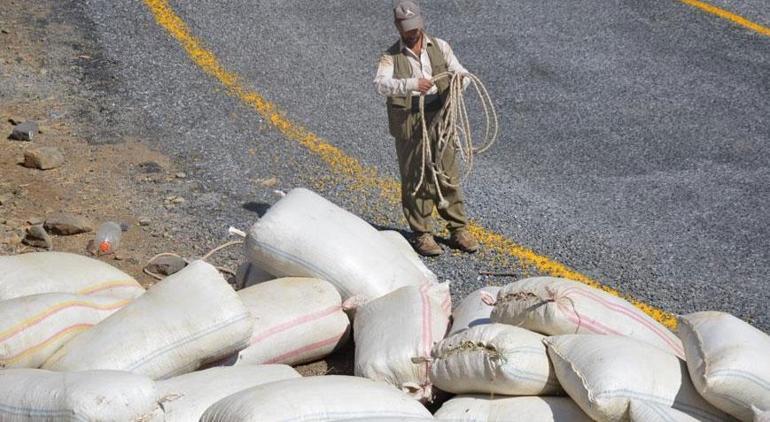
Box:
[490,277,684,358]
[42,261,254,379]
[0,252,144,301]
[354,283,451,402]
[232,277,350,366]
[0,293,129,369]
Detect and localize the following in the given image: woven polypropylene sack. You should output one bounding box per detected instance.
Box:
[354,283,451,401]
[379,230,438,284]
[234,277,350,366]
[430,323,562,396]
[0,369,162,421]
[0,252,144,300]
[448,286,500,336]
[199,375,434,421]
[157,365,300,422]
[544,335,731,422]
[245,188,434,302]
[629,400,702,421]
[0,293,129,368]
[678,312,770,421]
[42,260,254,379]
[434,395,591,422]
[491,277,684,358]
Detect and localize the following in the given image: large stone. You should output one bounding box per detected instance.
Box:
[44,213,93,235]
[9,121,38,141]
[23,146,65,170]
[23,225,52,250]
[145,255,187,276]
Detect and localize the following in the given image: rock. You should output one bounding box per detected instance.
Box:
[171,196,185,204]
[175,172,187,179]
[23,146,65,170]
[138,217,151,226]
[44,213,93,235]
[27,216,44,225]
[23,225,52,250]
[138,161,163,174]
[259,176,279,188]
[144,255,186,276]
[9,121,38,141]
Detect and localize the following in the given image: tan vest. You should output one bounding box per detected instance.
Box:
[385,35,449,139]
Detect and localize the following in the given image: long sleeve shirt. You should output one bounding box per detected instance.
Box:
[374,36,469,97]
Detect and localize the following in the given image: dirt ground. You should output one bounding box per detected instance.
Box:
[0,0,351,376]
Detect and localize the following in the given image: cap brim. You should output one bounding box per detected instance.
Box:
[397,16,423,32]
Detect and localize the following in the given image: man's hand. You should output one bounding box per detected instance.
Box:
[417,78,433,94]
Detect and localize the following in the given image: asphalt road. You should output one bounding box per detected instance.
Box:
[75,0,769,329]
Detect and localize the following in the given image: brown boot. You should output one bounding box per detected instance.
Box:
[450,229,480,253]
[413,233,443,257]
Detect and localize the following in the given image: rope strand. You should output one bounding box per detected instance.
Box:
[413,72,498,208]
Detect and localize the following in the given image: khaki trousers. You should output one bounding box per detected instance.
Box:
[393,107,468,234]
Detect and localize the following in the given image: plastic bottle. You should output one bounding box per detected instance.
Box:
[95,222,122,255]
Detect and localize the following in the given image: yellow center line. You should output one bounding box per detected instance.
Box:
[680,0,770,36]
[143,0,677,329]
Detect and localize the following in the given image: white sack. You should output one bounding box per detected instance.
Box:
[755,407,770,422]
[245,188,434,302]
[43,260,253,379]
[0,293,128,369]
[234,277,350,366]
[0,369,161,421]
[380,230,438,284]
[449,286,500,336]
[157,365,300,422]
[628,400,702,422]
[678,312,770,421]
[200,375,434,421]
[430,323,562,396]
[434,395,591,422]
[544,335,731,422]
[491,277,684,358]
[354,283,451,401]
[0,252,144,300]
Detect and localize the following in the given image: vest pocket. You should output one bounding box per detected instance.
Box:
[387,106,412,140]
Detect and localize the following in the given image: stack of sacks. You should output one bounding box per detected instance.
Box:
[434,395,591,421]
[199,376,435,421]
[448,286,500,336]
[0,252,145,300]
[678,312,770,421]
[543,334,731,421]
[232,277,350,366]
[157,365,301,421]
[0,369,163,421]
[0,293,128,368]
[42,260,254,379]
[245,188,436,304]
[354,283,451,401]
[490,277,685,358]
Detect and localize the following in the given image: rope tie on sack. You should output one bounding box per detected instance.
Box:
[412,71,499,208]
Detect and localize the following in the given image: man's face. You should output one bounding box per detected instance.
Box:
[399,28,422,48]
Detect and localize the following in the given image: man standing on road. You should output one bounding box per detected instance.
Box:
[374,1,480,257]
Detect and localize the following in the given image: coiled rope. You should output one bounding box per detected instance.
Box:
[413,71,498,208]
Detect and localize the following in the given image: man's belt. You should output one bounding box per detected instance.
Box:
[411,94,442,112]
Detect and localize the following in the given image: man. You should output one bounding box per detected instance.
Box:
[374,0,480,256]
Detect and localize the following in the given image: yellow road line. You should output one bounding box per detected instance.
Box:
[143,0,677,329]
[680,0,770,36]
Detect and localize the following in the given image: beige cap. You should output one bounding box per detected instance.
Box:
[394,1,424,32]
